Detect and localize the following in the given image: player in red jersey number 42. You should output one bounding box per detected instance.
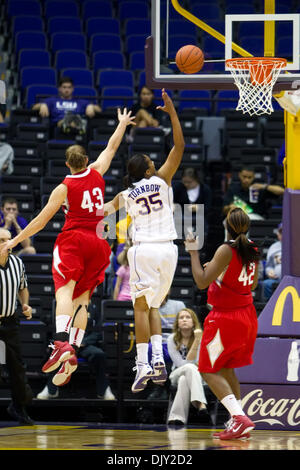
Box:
[185,207,260,440]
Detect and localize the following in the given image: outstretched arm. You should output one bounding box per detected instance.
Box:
[89,108,136,176]
[156,89,185,186]
[0,184,67,254]
[103,192,125,217]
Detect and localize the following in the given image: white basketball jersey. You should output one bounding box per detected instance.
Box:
[122,175,177,242]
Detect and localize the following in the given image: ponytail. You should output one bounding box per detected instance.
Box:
[226,207,260,266]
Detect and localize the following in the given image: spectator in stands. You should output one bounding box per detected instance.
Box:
[127,86,163,141]
[0,197,36,255]
[223,166,284,221]
[167,308,208,426]
[0,142,14,176]
[32,76,101,135]
[113,240,131,301]
[173,167,212,237]
[262,222,282,301]
[37,309,115,400]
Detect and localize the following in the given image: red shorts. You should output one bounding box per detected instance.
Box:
[52,229,111,300]
[198,304,258,373]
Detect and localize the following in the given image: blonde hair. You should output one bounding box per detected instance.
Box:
[172,308,201,351]
[65,145,87,170]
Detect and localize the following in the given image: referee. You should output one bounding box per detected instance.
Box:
[0,228,34,425]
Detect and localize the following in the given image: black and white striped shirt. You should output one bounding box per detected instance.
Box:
[0,255,28,318]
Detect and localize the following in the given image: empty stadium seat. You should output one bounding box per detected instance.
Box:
[18,50,51,70]
[82,1,113,20]
[12,15,44,35]
[89,33,122,54]
[92,51,125,73]
[54,50,88,70]
[86,18,120,38]
[119,2,149,20]
[25,85,57,108]
[47,16,83,34]
[44,1,79,19]
[20,67,57,90]
[50,32,86,53]
[61,68,94,87]
[98,69,134,90]
[7,0,42,17]
[101,87,134,110]
[15,31,48,57]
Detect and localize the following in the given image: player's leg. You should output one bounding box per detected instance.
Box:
[150,242,178,384]
[52,289,90,386]
[202,369,254,440]
[42,280,77,374]
[131,295,154,393]
[149,307,167,384]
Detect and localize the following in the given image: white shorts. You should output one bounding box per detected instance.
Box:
[127,241,178,308]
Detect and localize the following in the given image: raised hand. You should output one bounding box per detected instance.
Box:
[117,108,136,127]
[156,88,176,115]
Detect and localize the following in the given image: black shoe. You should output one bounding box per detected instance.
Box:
[7,402,34,426]
[198,408,212,425]
[167,420,185,427]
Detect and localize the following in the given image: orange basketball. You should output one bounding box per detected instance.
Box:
[175,45,204,74]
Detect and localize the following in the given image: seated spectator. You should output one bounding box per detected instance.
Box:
[0,197,36,255]
[0,142,14,176]
[167,308,208,426]
[173,167,212,237]
[131,86,162,129]
[32,76,101,135]
[127,86,162,142]
[223,166,284,221]
[37,309,115,400]
[262,222,282,301]
[113,241,131,301]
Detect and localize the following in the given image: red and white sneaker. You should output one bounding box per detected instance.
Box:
[42,341,75,373]
[216,415,255,440]
[213,418,250,439]
[52,355,78,386]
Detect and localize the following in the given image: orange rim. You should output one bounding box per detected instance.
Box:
[226,57,287,85]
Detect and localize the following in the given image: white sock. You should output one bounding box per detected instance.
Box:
[221,394,245,417]
[150,334,163,357]
[238,399,243,409]
[136,343,149,364]
[56,315,72,334]
[69,327,85,348]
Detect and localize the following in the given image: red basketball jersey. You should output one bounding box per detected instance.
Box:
[207,245,256,309]
[61,167,105,232]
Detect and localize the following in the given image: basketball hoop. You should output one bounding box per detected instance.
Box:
[226,57,287,116]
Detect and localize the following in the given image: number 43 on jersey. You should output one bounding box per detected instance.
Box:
[81,188,104,213]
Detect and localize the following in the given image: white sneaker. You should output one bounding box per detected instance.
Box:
[36,385,59,400]
[131,361,154,393]
[97,386,116,400]
[151,356,167,384]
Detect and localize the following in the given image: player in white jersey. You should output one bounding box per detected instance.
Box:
[104,89,184,393]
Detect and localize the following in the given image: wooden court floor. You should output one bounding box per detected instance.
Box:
[0,422,299,452]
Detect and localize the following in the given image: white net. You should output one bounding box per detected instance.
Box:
[226,58,287,116]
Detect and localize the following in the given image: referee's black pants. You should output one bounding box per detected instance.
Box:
[0,315,33,407]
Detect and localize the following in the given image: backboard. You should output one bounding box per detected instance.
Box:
[145,0,300,92]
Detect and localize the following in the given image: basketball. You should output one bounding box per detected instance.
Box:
[175,45,204,74]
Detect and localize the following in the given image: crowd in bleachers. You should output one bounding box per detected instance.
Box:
[0,0,289,419]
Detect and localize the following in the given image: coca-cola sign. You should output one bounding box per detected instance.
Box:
[241,384,300,430]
